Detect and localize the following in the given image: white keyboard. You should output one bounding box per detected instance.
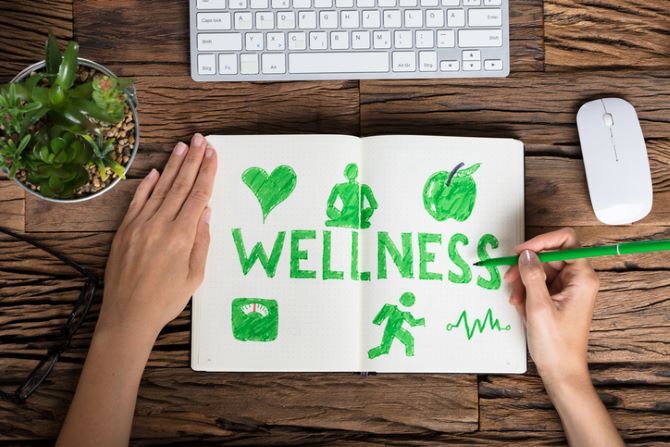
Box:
[190,0,509,81]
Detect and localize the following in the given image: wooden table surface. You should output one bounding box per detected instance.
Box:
[1,0,669,445]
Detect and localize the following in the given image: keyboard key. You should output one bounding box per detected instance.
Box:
[441,0,459,4]
[267,32,286,50]
[373,30,391,48]
[484,59,503,70]
[420,0,438,6]
[458,29,502,47]
[357,0,375,6]
[399,0,417,6]
[447,9,465,27]
[197,13,232,30]
[404,10,422,27]
[383,10,401,28]
[341,10,360,28]
[272,0,290,6]
[309,31,328,49]
[288,32,307,49]
[198,33,243,51]
[262,53,286,73]
[416,30,433,48]
[437,29,455,47]
[331,31,349,49]
[320,10,338,28]
[246,33,264,50]
[362,10,381,27]
[462,49,480,60]
[394,30,412,48]
[425,9,443,27]
[197,0,227,8]
[392,51,415,71]
[293,0,311,6]
[250,0,269,7]
[256,12,274,29]
[240,54,259,74]
[484,0,501,4]
[299,11,317,28]
[352,31,371,49]
[440,60,459,71]
[419,51,437,71]
[468,8,502,27]
[463,60,481,70]
[378,0,396,6]
[219,54,238,74]
[336,0,354,6]
[229,0,247,8]
[234,12,252,29]
[198,54,216,74]
[314,0,332,6]
[463,0,480,4]
[278,11,296,28]
[289,52,389,73]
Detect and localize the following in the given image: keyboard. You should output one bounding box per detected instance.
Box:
[190,0,509,81]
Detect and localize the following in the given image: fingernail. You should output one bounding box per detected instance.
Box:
[193,133,204,147]
[203,207,212,224]
[205,145,215,158]
[174,142,188,156]
[520,250,535,265]
[146,168,158,180]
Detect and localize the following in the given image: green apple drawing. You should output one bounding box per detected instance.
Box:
[422,162,481,222]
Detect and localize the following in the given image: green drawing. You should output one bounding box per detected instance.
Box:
[232,228,285,277]
[418,233,442,280]
[325,163,378,229]
[368,292,426,359]
[448,233,472,284]
[423,162,480,222]
[231,298,279,342]
[242,165,297,222]
[377,232,413,279]
[446,308,510,340]
[322,230,344,280]
[290,230,317,279]
[476,233,501,290]
[351,230,371,281]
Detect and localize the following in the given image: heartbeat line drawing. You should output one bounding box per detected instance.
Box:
[446,308,511,340]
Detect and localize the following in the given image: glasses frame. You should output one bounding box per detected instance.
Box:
[0,226,99,403]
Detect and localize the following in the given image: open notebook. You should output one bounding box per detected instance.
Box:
[192,135,526,373]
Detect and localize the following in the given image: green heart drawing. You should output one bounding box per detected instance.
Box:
[242,165,297,222]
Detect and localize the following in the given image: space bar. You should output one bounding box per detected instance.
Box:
[289,52,389,73]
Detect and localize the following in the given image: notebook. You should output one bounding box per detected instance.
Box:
[192,134,526,373]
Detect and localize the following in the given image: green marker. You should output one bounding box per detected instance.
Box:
[474,239,670,267]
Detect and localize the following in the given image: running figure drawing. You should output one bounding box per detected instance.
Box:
[368,292,426,359]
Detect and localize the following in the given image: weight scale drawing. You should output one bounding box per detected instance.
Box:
[231,298,279,342]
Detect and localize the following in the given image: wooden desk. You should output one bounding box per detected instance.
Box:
[1,0,669,444]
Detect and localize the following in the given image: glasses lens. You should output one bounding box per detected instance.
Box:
[16,352,60,401]
[0,230,95,400]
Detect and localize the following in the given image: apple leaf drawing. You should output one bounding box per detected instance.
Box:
[242,165,297,222]
[423,163,480,222]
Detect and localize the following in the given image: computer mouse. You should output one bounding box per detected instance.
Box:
[576,98,653,225]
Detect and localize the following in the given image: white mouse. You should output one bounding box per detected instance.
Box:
[576,98,653,225]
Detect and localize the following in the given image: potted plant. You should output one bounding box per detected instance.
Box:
[0,34,139,202]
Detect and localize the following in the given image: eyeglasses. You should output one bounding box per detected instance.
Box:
[0,226,98,403]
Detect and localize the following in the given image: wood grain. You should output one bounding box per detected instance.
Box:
[73,0,544,76]
[0,180,25,231]
[479,365,670,433]
[0,368,478,441]
[0,0,73,82]
[545,0,670,71]
[361,71,670,156]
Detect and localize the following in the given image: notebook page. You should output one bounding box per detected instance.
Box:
[192,135,364,371]
[359,135,526,373]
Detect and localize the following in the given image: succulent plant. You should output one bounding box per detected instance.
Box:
[0,33,134,199]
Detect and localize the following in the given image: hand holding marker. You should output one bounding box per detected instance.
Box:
[475,239,670,267]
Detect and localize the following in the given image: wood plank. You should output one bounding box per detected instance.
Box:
[360,71,670,156]
[0,0,73,82]
[0,368,478,441]
[0,180,25,231]
[545,0,670,71]
[132,76,360,147]
[73,0,544,76]
[479,364,670,433]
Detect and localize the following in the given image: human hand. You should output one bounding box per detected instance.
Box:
[97,133,217,342]
[505,228,600,388]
